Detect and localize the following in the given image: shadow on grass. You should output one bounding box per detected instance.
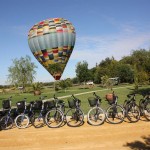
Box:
[126,87,150,95]
[124,135,150,150]
[137,88,150,95]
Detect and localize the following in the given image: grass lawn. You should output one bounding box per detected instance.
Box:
[0,84,150,114]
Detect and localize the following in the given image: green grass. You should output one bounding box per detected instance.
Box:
[0,84,150,114]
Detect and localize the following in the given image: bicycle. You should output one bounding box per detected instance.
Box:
[15,98,30,129]
[44,95,64,128]
[139,92,150,121]
[0,110,3,121]
[87,92,106,126]
[105,91,125,124]
[53,94,65,114]
[31,96,47,128]
[123,94,140,123]
[65,94,84,127]
[0,96,14,130]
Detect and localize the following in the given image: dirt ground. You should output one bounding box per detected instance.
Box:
[0,117,149,150]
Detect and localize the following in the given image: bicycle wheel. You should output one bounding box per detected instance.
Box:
[106,105,125,124]
[65,108,84,127]
[0,116,13,130]
[143,101,150,121]
[87,107,105,126]
[123,100,128,108]
[15,114,29,129]
[45,109,64,128]
[139,99,145,108]
[126,103,140,123]
[31,112,45,128]
[139,99,145,116]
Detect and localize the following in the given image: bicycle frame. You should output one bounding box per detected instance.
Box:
[2,109,12,124]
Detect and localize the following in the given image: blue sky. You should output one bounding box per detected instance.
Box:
[0,0,150,85]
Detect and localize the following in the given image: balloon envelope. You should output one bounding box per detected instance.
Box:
[28,18,76,80]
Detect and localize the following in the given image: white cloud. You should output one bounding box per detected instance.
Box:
[71,26,150,68]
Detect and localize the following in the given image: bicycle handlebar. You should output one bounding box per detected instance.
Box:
[72,94,79,101]
[93,92,101,100]
[53,95,65,105]
[127,93,135,97]
[53,94,56,99]
[53,95,59,103]
[127,94,136,101]
[72,94,76,99]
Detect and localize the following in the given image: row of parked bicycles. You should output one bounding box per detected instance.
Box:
[0,91,149,130]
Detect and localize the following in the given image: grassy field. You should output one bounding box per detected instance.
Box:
[0,84,150,114]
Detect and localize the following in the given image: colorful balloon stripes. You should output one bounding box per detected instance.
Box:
[28,18,76,80]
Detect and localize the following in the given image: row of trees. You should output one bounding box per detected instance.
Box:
[5,49,150,92]
[75,49,150,86]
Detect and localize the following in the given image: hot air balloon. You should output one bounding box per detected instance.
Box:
[28,18,76,80]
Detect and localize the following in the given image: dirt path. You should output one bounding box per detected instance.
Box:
[0,118,149,150]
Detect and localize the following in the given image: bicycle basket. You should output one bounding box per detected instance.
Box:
[68,98,76,108]
[57,99,65,107]
[2,100,11,109]
[44,100,55,109]
[16,101,26,110]
[88,97,97,107]
[58,99,64,104]
[106,94,116,104]
[33,100,43,110]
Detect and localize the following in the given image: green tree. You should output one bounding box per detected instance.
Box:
[59,80,68,91]
[121,49,150,82]
[101,75,114,89]
[88,67,96,81]
[121,49,150,85]
[75,61,89,84]
[137,71,149,84]
[59,78,72,92]
[32,82,43,95]
[72,77,78,84]
[7,55,37,91]
[101,75,109,87]
[65,78,72,87]
[116,64,134,83]
[32,82,43,91]
[99,57,113,67]
[94,67,109,84]
[134,64,139,92]
[94,57,119,83]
